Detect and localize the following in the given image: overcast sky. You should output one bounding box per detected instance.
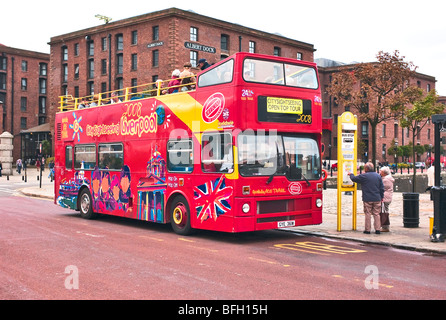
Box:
[2,0,445,95]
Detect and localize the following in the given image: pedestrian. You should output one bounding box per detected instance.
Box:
[379,166,394,232]
[349,162,384,234]
[0,161,2,177]
[426,160,435,190]
[197,58,211,71]
[16,158,23,174]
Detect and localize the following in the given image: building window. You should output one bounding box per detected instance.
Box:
[101,82,107,95]
[0,73,6,90]
[21,117,27,129]
[274,47,281,56]
[131,78,137,93]
[39,63,47,76]
[62,46,68,61]
[74,64,79,79]
[101,37,107,51]
[190,27,198,41]
[394,124,399,139]
[152,50,159,68]
[153,26,159,41]
[74,43,79,56]
[361,121,368,136]
[88,81,94,96]
[116,77,123,93]
[21,97,27,112]
[74,86,79,98]
[101,59,107,75]
[0,57,6,70]
[21,78,27,91]
[249,41,256,53]
[221,34,229,51]
[21,60,28,72]
[116,34,123,51]
[88,41,94,56]
[131,30,138,45]
[131,54,137,71]
[39,78,46,94]
[39,97,46,114]
[427,83,431,92]
[62,64,68,82]
[88,59,94,78]
[117,54,123,74]
[190,51,198,68]
[297,52,302,60]
[382,124,386,137]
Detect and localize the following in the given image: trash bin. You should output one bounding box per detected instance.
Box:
[403,192,419,228]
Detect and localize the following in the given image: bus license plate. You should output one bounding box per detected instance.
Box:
[278,220,295,228]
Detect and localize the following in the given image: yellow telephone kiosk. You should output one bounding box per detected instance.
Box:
[337,112,358,231]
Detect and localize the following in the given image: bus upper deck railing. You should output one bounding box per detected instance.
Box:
[58,76,196,112]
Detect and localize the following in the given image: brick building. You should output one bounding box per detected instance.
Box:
[317,59,440,165]
[0,44,50,161]
[48,7,315,132]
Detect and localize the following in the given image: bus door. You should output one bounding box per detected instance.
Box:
[197,131,234,229]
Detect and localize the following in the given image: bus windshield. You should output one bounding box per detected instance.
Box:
[238,132,321,180]
[243,58,318,89]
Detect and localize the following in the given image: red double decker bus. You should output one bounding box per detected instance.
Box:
[54,52,324,235]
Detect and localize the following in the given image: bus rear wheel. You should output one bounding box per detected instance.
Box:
[78,189,98,220]
[170,195,193,235]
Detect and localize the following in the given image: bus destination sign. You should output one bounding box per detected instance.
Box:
[258,96,312,124]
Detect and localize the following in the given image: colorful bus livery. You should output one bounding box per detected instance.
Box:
[54,52,324,235]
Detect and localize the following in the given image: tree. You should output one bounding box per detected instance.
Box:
[399,88,445,192]
[328,50,417,168]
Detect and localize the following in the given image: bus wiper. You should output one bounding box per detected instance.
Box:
[266,174,274,185]
[301,172,311,187]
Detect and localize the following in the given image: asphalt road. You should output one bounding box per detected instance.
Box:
[1,195,445,301]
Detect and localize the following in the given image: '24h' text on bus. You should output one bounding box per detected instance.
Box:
[54,52,325,235]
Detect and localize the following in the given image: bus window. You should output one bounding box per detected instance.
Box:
[74,144,96,170]
[167,139,193,173]
[65,146,73,169]
[283,136,320,181]
[243,58,318,89]
[98,143,123,170]
[198,59,234,87]
[243,59,284,84]
[238,132,279,176]
[201,132,233,173]
[285,65,318,89]
[238,133,320,180]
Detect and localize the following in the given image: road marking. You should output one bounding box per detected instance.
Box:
[274,241,367,256]
[249,257,291,267]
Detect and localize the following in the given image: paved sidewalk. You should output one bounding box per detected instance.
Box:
[3,169,445,254]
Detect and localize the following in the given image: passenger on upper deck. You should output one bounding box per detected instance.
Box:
[78,98,90,109]
[180,62,196,92]
[198,58,211,71]
[110,92,122,104]
[167,69,181,94]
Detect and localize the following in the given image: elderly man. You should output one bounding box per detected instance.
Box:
[349,162,384,234]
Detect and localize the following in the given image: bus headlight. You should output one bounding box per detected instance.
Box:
[242,203,250,213]
[316,199,322,208]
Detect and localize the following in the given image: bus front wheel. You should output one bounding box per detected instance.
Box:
[78,189,98,220]
[170,195,194,235]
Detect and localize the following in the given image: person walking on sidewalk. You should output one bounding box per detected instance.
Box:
[379,166,394,232]
[349,162,384,234]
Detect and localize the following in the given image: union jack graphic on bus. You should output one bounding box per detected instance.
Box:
[194,175,233,223]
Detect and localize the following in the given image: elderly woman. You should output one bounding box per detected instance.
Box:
[379,166,395,232]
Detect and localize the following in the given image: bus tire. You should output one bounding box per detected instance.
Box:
[170,195,194,235]
[78,188,98,220]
